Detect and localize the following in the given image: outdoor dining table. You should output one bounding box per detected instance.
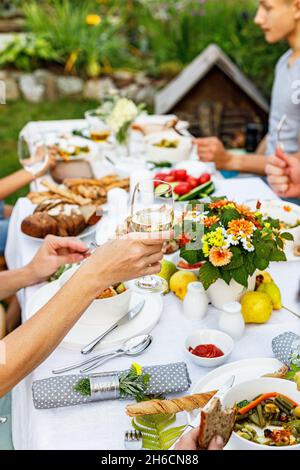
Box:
[5,119,300,450]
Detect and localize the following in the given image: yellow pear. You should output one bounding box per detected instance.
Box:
[257,282,282,310]
[169,271,197,301]
[157,259,177,294]
[241,291,273,324]
[255,271,273,289]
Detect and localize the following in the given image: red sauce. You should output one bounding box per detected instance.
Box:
[189,343,224,358]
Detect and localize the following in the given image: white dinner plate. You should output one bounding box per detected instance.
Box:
[246,199,300,262]
[26,280,163,351]
[186,357,283,450]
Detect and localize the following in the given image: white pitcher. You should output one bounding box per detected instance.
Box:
[183,282,208,321]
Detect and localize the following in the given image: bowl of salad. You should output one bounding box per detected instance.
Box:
[222,378,300,450]
[145,131,192,164]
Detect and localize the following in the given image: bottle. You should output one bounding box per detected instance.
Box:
[218,301,245,340]
[183,282,208,321]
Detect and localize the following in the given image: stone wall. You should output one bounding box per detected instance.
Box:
[0,68,167,105]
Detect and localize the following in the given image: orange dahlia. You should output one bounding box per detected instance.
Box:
[227,219,254,237]
[209,199,234,210]
[209,246,232,267]
[204,215,219,228]
[236,204,255,219]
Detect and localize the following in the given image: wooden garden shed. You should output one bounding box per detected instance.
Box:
[155,44,269,147]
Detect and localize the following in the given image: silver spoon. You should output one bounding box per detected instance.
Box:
[80,334,152,373]
[52,334,152,375]
[277,114,287,152]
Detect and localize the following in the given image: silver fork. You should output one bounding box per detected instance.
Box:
[124,430,143,450]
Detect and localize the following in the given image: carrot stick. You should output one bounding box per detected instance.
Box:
[238,393,278,415]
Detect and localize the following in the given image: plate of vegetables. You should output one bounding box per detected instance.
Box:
[223,378,300,450]
[154,169,215,202]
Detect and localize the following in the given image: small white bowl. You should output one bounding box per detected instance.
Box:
[145,131,192,164]
[185,329,234,368]
[59,265,131,326]
[222,378,300,451]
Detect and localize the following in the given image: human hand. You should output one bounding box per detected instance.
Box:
[34,146,57,178]
[27,235,88,283]
[174,427,224,451]
[81,233,166,293]
[193,137,232,170]
[266,151,300,198]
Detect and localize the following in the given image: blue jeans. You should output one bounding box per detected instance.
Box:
[0,201,9,255]
[0,393,13,450]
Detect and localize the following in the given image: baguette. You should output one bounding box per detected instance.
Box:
[198,398,236,449]
[41,180,91,206]
[126,391,217,417]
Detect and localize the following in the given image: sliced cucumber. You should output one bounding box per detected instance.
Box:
[155,182,178,198]
[178,181,214,201]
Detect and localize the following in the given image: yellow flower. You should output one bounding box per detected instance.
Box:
[86,14,101,26]
[209,247,232,267]
[264,222,271,229]
[132,362,142,376]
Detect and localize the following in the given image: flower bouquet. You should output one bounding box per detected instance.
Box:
[179,198,293,307]
[92,93,144,156]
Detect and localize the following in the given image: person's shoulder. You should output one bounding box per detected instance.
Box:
[275,49,292,70]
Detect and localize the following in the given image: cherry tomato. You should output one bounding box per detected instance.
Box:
[177,233,190,247]
[173,169,188,181]
[164,175,176,183]
[174,182,191,195]
[154,172,169,181]
[186,176,198,189]
[198,173,211,185]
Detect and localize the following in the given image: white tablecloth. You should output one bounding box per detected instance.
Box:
[5,172,300,450]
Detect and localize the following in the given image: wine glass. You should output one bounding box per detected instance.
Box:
[85,110,112,142]
[130,178,174,294]
[18,132,49,190]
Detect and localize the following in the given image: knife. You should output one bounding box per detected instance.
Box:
[170,375,235,449]
[80,299,145,355]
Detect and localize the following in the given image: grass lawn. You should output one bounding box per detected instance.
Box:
[0,99,98,205]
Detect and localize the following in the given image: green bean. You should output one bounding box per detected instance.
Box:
[249,411,260,426]
[277,395,295,410]
[237,432,252,440]
[235,413,249,421]
[269,420,283,426]
[257,404,266,428]
[274,398,290,414]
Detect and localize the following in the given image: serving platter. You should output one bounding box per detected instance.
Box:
[186,357,283,450]
[26,281,163,351]
[21,222,99,244]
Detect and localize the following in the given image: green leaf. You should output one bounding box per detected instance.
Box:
[244,253,256,276]
[254,255,269,271]
[180,247,199,265]
[255,241,272,259]
[281,232,294,241]
[269,249,286,262]
[231,265,249,287]
[220,208,241,227]
[132,414,185,450]
[222,246,243,270]
[219,268,232,285]
[198,263,220,290]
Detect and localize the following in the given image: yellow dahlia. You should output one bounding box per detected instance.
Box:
[209,247,232,267]
[227,219,254,237]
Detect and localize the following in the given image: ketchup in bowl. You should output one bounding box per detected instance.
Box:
[188,343,224,358]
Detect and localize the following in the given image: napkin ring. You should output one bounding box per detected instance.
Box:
[89,373,120,401]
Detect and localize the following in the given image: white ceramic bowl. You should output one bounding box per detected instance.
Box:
[185,329,234,368]
[222,377,300,451]
[59,265,132,326]
[145,131,192,164]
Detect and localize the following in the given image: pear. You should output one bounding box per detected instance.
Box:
[157,259,177,294]
[241,291,273,324]
[169,271,197,300]
[257,281,282,310]
[255,271,273,289]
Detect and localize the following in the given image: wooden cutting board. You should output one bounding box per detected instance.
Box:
[51,160,94,184]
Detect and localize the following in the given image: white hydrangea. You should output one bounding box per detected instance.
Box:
[107,98,139,133]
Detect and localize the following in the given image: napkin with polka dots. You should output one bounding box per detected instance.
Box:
[272,331,300,366]
[32,362,191,409]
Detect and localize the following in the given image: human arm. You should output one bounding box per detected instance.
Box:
[0,235,88,300]
[0,236,164,396]
[193,137,267,175]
